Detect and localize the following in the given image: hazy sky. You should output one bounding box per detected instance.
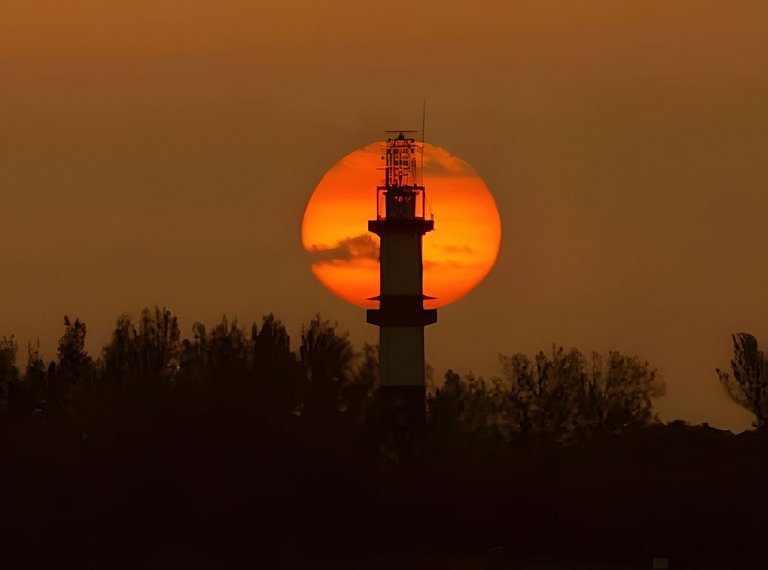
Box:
[2,1,767,430]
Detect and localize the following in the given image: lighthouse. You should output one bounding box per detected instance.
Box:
[367,132,436,431]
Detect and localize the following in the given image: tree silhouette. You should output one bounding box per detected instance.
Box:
[25,340,46,384]
[587,351,665,431]
[0,310,674,442]
[136,307,181,385]
[429,369,501,440]
[0,336,20,411]
[177,316,250,388]
[179,321,209,388]
[298,314,355,418]
[516,347,587,438]
[251,314,298,406]
[207,315,248,382]
[430,346,664,441]
[338,342,378,422]
[103,307,180,389]
[484,348,593,440]
[21,339,47,412]
[57,317,93,387]
[103,313,135,387]
[717,332,768,430]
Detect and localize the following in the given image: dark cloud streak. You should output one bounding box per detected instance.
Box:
[308,234,379,263]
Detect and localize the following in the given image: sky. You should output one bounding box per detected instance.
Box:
[2,1,767,430]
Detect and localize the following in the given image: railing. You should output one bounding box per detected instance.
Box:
[376,186,426,221]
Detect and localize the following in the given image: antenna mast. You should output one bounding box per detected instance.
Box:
[421,99,426,186]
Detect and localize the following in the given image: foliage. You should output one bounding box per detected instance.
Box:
[178,321,209,387]
[180,317,249,385]
[429,369,495,439]
[352,342,378,392]
[208,316,248,378]
[56,317,93,385]
[0,336,20,411]
[18,339,48,413]
[717,332,768,431]
[24,340,46,384]
[298,314,356,417]
[339,342,378,421]
[501,347,589,438]
[177,313,299,394]
[588,351,665,430]
[430,345,664,442]
[252,314,296,385]
[103,307,181,388]
[2,309,668,443]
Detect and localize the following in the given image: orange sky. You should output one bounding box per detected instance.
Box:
[2,1,768,431]
[302,142,501,308]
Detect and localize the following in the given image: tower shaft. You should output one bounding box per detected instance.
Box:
[367,221,436,386]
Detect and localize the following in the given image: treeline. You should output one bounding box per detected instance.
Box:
[432,347,665,442]
[0,306,679,443]
[0,308,376,425]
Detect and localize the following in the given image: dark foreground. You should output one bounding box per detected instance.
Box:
[0,387,765,569]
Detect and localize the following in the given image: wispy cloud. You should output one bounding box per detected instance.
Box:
[423,259,482,270]
[422,146,476,177]
[307,234,379,263]
[441,244,474,254]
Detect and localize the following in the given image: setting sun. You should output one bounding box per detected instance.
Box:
[302,142,502,308]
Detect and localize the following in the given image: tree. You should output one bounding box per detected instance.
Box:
[178,316,250,387]
[103,307,181,389]
[103,313,135,386]
[251,314,298,400]
[429,369,501,440]
[20,339,48,412]
[57,317,93,387]
[587,351,664,431]
[429,345,665,441]
[497,347,588,440]
[298,315,355,418]
[135,307,181,385]
[25,340,46,384]
[428,369,465,435]
[717,333,768,431]
[0,336,20,411]
[178,321,209,387]
[338,342,378,422]
[207,315,248,381]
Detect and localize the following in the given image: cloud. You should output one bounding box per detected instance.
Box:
[422,146,477,177]
[423,259,482,270]
[307,233,379,263]
[441,244,474,254]
[308,234,481,270]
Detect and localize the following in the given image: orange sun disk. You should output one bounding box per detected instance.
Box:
[302,142,501,309]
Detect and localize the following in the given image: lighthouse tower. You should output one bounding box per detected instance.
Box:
[367,132,436,429]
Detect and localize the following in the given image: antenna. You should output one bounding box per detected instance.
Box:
[419,99,434,219]
[420,99,426,186]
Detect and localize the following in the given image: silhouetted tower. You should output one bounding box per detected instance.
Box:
[367,132,436,430]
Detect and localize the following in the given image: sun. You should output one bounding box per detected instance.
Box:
[302,141,501,309]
